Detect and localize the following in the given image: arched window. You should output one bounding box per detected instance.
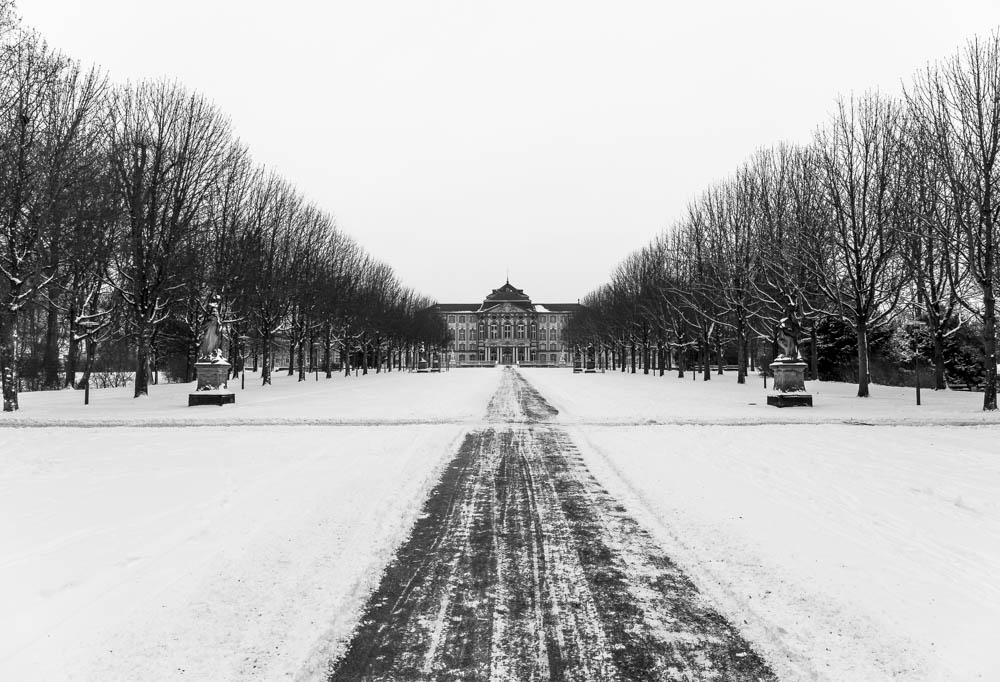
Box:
[502,324,513,339]
[516,324,525,339]
[489,323,498,339]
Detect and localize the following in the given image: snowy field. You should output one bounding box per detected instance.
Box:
[524,368,1000,681]
[0,370,499,681]
[2,367,998,680]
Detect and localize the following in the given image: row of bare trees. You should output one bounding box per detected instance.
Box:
[0,7,445,411]
[567,31,1000,411]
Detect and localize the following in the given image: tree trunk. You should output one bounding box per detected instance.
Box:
[630,342,636,374]
[982,281,997,410]
[933,329,946,390]
[65,305,79,389]
[736,331,746,385]
[1,308,19,411]
[261,330,272,385]
[716,338,724,375]
[856,319,870,398]
[134,322,151,397]
[42,302,61,389]
[324,331,332,379]
[297,334,306,382]
[810,326,819,381]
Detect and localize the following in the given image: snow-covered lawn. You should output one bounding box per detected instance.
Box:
[0,369,500,681]
[8,366,498,426]
[524,368,1000,681]
[2,367,998,681]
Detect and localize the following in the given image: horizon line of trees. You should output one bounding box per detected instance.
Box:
[0,3,447,411]
[566,29,1000,411]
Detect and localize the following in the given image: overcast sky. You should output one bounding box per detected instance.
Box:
[18,1,1000,304]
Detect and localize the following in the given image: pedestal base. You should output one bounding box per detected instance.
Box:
[195,361,231,391]
[188,391,235,407]
[768,360,812,407]
[767,393,813,408]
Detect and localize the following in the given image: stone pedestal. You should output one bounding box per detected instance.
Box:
[767,360,812,407]
[189,360,235,406]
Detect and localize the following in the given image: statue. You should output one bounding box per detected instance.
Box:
[775,294,801,361]
[198,295,224,362]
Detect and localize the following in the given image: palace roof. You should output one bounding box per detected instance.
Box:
[428,282,584,315]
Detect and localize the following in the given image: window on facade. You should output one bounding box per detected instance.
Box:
[489,323,498,339]
[459,329,466,340]
[459,315,465,323]
[459,343,466,351]
[503,324,512,339]
[549,315,555,323]
[516,324,525,339]
[470,330,476,340]
[448,315,455,323]
[550,342,557,351]
[550,354,557,363]
[530,324,536,339]
[459,354,465,362]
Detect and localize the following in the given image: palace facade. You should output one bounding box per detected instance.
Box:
[432,282,583,366]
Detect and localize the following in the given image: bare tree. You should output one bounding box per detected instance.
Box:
[908,33,1000,410]
[811,93,907,397]
[104,79,232,397]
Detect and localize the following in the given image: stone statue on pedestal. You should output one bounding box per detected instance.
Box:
[768,292,812,407]
[189,294,235,406]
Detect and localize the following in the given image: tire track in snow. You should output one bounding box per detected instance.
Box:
[327,367,776,681]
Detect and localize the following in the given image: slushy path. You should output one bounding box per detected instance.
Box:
[328,368,775,681]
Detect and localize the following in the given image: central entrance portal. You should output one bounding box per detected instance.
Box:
[502,349,513,365]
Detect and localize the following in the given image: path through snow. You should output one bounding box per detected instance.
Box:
[328,368,774,681]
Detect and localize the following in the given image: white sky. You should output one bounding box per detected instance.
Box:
[18,1,1000,303]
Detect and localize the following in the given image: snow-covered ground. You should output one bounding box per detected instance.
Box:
[0,369,500,681]
[7,366,498,426]
[523,368,1000,681]
[2,367,998,681]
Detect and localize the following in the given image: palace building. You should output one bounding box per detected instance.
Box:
[432,282,583,366]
